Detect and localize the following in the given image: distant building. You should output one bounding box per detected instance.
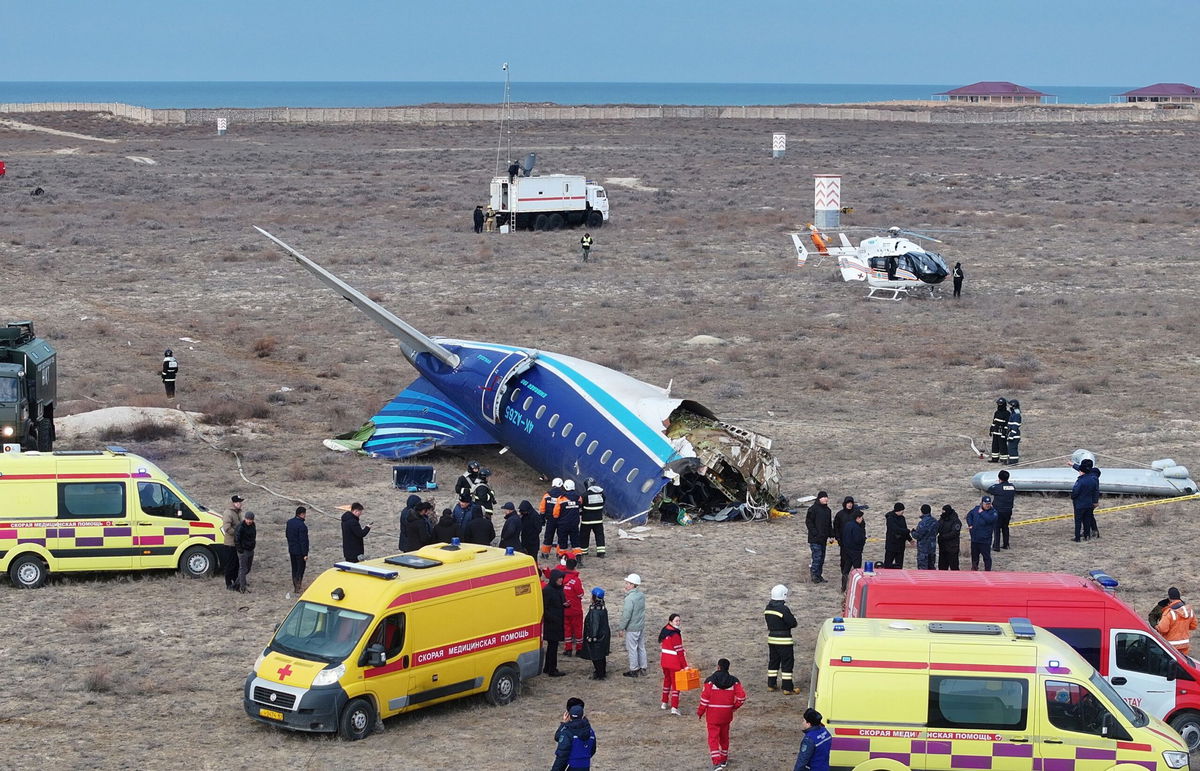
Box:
[935,82,1052,104]
[1117,83,1200,104]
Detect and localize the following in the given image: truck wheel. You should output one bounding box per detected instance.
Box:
[179,546,215,578]
[1169,711,1200,751]
[485,664,520,706]
[36,417,53,452]
[534,214,549,231]
[10,554,48,589]
[587,211,604,228]
[338,697,376,740]
[547,214,564,231]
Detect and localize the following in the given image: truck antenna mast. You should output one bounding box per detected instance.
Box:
[494,62,513,178]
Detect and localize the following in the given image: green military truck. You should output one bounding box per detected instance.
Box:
[0,322,57,451]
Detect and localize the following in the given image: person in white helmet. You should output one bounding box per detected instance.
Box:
[540,477,565,560]
[619,573,647,677]
[554,479,583,563]
[764,585,799,694]
[160,348,179,399]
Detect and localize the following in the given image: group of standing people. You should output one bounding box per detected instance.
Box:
[988,397,1022,465]
[218,494,312,595]
[473,204,497,233]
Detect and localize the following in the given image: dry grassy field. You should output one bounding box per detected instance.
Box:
[1,111,1199,770]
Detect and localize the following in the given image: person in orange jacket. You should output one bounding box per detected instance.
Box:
[659,613,688,715]
[539,478,564,560]
[1156,587,1197,656]
[697,658,747,771]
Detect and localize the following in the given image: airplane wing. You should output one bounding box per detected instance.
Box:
[360,376,498,458]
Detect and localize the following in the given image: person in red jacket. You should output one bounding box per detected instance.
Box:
[697,658,747,771]
[561,557,585,655]
[659,613,688,715]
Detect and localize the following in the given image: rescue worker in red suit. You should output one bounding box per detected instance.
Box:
[561,556,585,655]
[696,657,747,770]
[659,613,688,715]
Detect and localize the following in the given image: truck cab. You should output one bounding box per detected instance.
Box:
[0,322,56,451]
[845,566,1200,750]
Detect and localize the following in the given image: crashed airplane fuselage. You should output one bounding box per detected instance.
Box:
[257,228,782,521]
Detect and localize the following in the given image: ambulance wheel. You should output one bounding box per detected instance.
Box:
[10,554,48,589]
[179,546,215,578]
[534,214,549,231]
[587,211,604,228]
[1169,711,1200,751]
[547,214,564,231]
[338,697,375,741]
[36,418,53,452]
[485,664,519,706]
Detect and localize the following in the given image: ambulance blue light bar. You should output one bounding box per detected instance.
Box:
[1009,617,1037,639]
[1087,569,1119,589]
[334,561,398,580]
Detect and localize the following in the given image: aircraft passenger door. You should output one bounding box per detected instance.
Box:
[1109,629,1177,719]
[480,351,534,424]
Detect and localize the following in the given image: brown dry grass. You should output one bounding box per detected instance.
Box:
[1,113,1199,769]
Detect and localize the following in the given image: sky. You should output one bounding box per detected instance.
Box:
[5,0,1197,85]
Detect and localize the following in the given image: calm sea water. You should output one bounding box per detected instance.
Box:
[0,82,1132,108]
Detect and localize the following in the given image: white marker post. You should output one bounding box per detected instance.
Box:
[772,133,786,158]
[814,174,841,229]
[217,117,227,136]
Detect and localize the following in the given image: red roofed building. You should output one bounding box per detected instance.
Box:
[1117,83,1200,104]
[935,81,1052,104]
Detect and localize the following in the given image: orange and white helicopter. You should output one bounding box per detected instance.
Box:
[791,224,952,300]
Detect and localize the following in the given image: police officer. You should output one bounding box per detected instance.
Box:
[764,584,799,694]
[160,348,179,398]
[988,469,1017,551]
[580,477,607,558]
[989,397,1010,463]
[1006,399,1022,465]
[455,460,485,499]
[580,232,594,262]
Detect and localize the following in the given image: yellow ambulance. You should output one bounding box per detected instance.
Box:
[243,541,543,740]
[0,447,221,588]
[810,617,1190,770]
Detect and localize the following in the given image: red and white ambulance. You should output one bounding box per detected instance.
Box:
[844,566,1200,750]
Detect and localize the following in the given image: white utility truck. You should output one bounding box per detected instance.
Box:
[489,173,609,231]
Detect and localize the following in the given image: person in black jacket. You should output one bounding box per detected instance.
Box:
[765,584,799,693]
[406,501,435,550]
[543,569,568,676]
[883,502,914,569]
[234,511,257,593]
[519,499,542,557]
[340,502,371,563]
[937,505,962,570]
[432,508,460,543]
[952,262,964,298]
[285,506,309,595]
[398,493,421,551]
[987,469,1017,550]
[582,587,611,680]
[473,205,485,234]
[805,492,833,584]
[463,508,496,545]
[989,397,1010,463]
[834,496,862,589]
[498,502,522,551]
[840,509,866,591]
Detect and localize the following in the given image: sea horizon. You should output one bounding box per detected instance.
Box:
[0,81,1139,109]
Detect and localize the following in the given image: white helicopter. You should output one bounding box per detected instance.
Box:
[791,224,953,300]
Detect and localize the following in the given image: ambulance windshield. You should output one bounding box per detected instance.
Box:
[272,602,373,664]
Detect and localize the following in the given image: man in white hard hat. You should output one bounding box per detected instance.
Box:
[619,573,647,677]
[764,584,799,694]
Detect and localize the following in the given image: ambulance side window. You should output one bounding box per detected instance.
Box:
[1044,680,1131,741]
[137,482,196,520]
[1116,632,1177,679]
[928,676,1028,730]
[58,482,126,519]
[367,614,406,661]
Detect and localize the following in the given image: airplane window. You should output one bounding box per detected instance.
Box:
[600,450,612,464]
[575,432,587,448]
[562,422,573,438]
[523,396,534,411]
[548,414,559,429]
[509,388,520,403]
[641,479,656,494]
[612,458,624,472]
[536,405,546,419]
[587,440,598,455]
[626,468,639,483]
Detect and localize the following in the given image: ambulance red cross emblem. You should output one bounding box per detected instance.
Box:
[277,663,293,681]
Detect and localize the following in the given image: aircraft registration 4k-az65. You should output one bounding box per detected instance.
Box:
[791,224,951,301]
[256,228,782,523]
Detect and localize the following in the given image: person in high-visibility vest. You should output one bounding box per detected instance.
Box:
[580,477,607,558]
[989,397,1010,463]
[764,584,799,694]
[539,478,564,560]
[1156,587,1197,656]
[160,349,179,398]
[580,232,594,262]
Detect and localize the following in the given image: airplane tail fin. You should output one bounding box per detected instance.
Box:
[255,227,461,370]
[790,233,809,266]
